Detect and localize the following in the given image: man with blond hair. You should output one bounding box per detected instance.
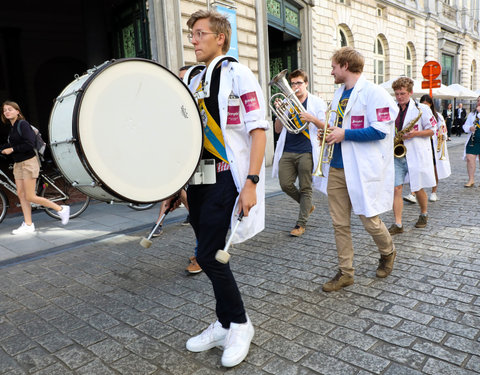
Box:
[321,47,398,292]
[171,9,268,368]
[388,77,436,235]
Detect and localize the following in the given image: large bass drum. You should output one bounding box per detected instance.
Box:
[49,58,203,203]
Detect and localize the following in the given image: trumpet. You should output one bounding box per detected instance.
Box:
[313,109,339,177]
[436,131,446,160]
[269,69,309,134]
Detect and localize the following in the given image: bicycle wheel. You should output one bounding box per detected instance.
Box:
[127,202,156,211]
[0,190,8,224]
[40,174,91,219]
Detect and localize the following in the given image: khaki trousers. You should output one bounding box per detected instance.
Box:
[327,167,394,276]
[278,152,313,227]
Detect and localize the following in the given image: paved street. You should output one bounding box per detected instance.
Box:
[0,137,479,374]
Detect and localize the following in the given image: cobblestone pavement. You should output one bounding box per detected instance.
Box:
[0,140,479,374]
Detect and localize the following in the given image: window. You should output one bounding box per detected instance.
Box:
[407,17,415,28]
[267,0,302,39]
[374,38,385,84]
[441,54,453,85]
[339,29,348,47]
[405,45,413,78]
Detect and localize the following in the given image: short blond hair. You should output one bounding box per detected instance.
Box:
[187,10,231,54]
[392,77,414,93]
[331,47,364,73]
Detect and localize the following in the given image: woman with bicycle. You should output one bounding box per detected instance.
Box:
[1,101,70,234]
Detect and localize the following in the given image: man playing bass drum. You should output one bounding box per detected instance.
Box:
[165,9,268,368]
[388,77,436,235]
[320,47,399,292]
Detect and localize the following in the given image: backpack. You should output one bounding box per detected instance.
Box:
[17,120,47,157]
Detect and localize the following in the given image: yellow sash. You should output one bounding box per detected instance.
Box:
[289,107,310,139]
[197,83,228,163]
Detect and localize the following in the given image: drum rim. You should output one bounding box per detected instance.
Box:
[72,57,204,203]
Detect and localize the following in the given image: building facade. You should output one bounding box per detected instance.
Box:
[151,0,480,162]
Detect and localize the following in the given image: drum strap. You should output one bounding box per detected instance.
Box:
[197,83,228,163]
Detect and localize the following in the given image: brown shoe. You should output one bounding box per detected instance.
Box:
[415,214,428,228]
[388,224,404,235]
[290,225,305,237]
[322,271,354,292]
[186,256,202,274]
[376,250,396,278]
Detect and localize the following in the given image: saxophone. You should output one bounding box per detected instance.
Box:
[394,108,422,158]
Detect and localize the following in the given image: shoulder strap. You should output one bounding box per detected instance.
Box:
[16,120,25,137]
[183,64,206,85]
[194,55,238,100]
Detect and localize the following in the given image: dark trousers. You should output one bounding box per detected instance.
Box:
[187,170,246,328]
[453,119,463,136]
[446,119,452,137]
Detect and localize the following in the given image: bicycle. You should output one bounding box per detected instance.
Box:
[0,163,90,224]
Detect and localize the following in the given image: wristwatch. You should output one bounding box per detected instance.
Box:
[247,175,259,184]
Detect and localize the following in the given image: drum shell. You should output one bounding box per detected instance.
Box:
[49,71,117,201]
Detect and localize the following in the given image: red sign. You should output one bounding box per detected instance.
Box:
[421,61,442,97]
[422,79,441,89]
[422,61,442,79]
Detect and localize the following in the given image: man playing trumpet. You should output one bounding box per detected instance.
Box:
[321,47,398,292]
[271,69,326,237]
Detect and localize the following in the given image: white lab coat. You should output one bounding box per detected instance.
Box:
[188,60,269,244]
[431,113,451,179]
[462,111,480,159]
[319,75,399,217]
[271,92,327,190]
[402,100,437,192]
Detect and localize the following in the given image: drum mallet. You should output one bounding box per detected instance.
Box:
[215,211,244,264]
[140,196,178,248]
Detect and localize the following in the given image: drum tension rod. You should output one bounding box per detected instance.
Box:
[72,181,97,187]
[50,138,77,146]
[56,90,82,103]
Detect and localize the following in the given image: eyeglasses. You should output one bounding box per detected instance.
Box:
[187,30,218,42]
[291,81,305,86]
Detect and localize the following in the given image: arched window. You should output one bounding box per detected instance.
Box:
[405,45,413,78]
[374,38,385,84]
[339,29,348,47]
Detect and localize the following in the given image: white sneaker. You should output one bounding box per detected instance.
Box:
[429,193,439,202]
[58,205,70,225]
[221,316,254,368]
[12,222,35,235]
[403,194,417,204]
[186,321,228,352]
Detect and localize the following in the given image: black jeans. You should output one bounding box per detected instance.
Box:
[187,170,246,328]
[446,119,452,137]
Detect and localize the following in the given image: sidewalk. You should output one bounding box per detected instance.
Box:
[0,165,281,267]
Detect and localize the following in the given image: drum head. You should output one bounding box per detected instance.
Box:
[75,59,203,203]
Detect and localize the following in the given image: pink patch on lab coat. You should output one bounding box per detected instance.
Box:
[351,116,365,129]
[241,92,260,112]
[376,107,391,122]
[227,105,241,124]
